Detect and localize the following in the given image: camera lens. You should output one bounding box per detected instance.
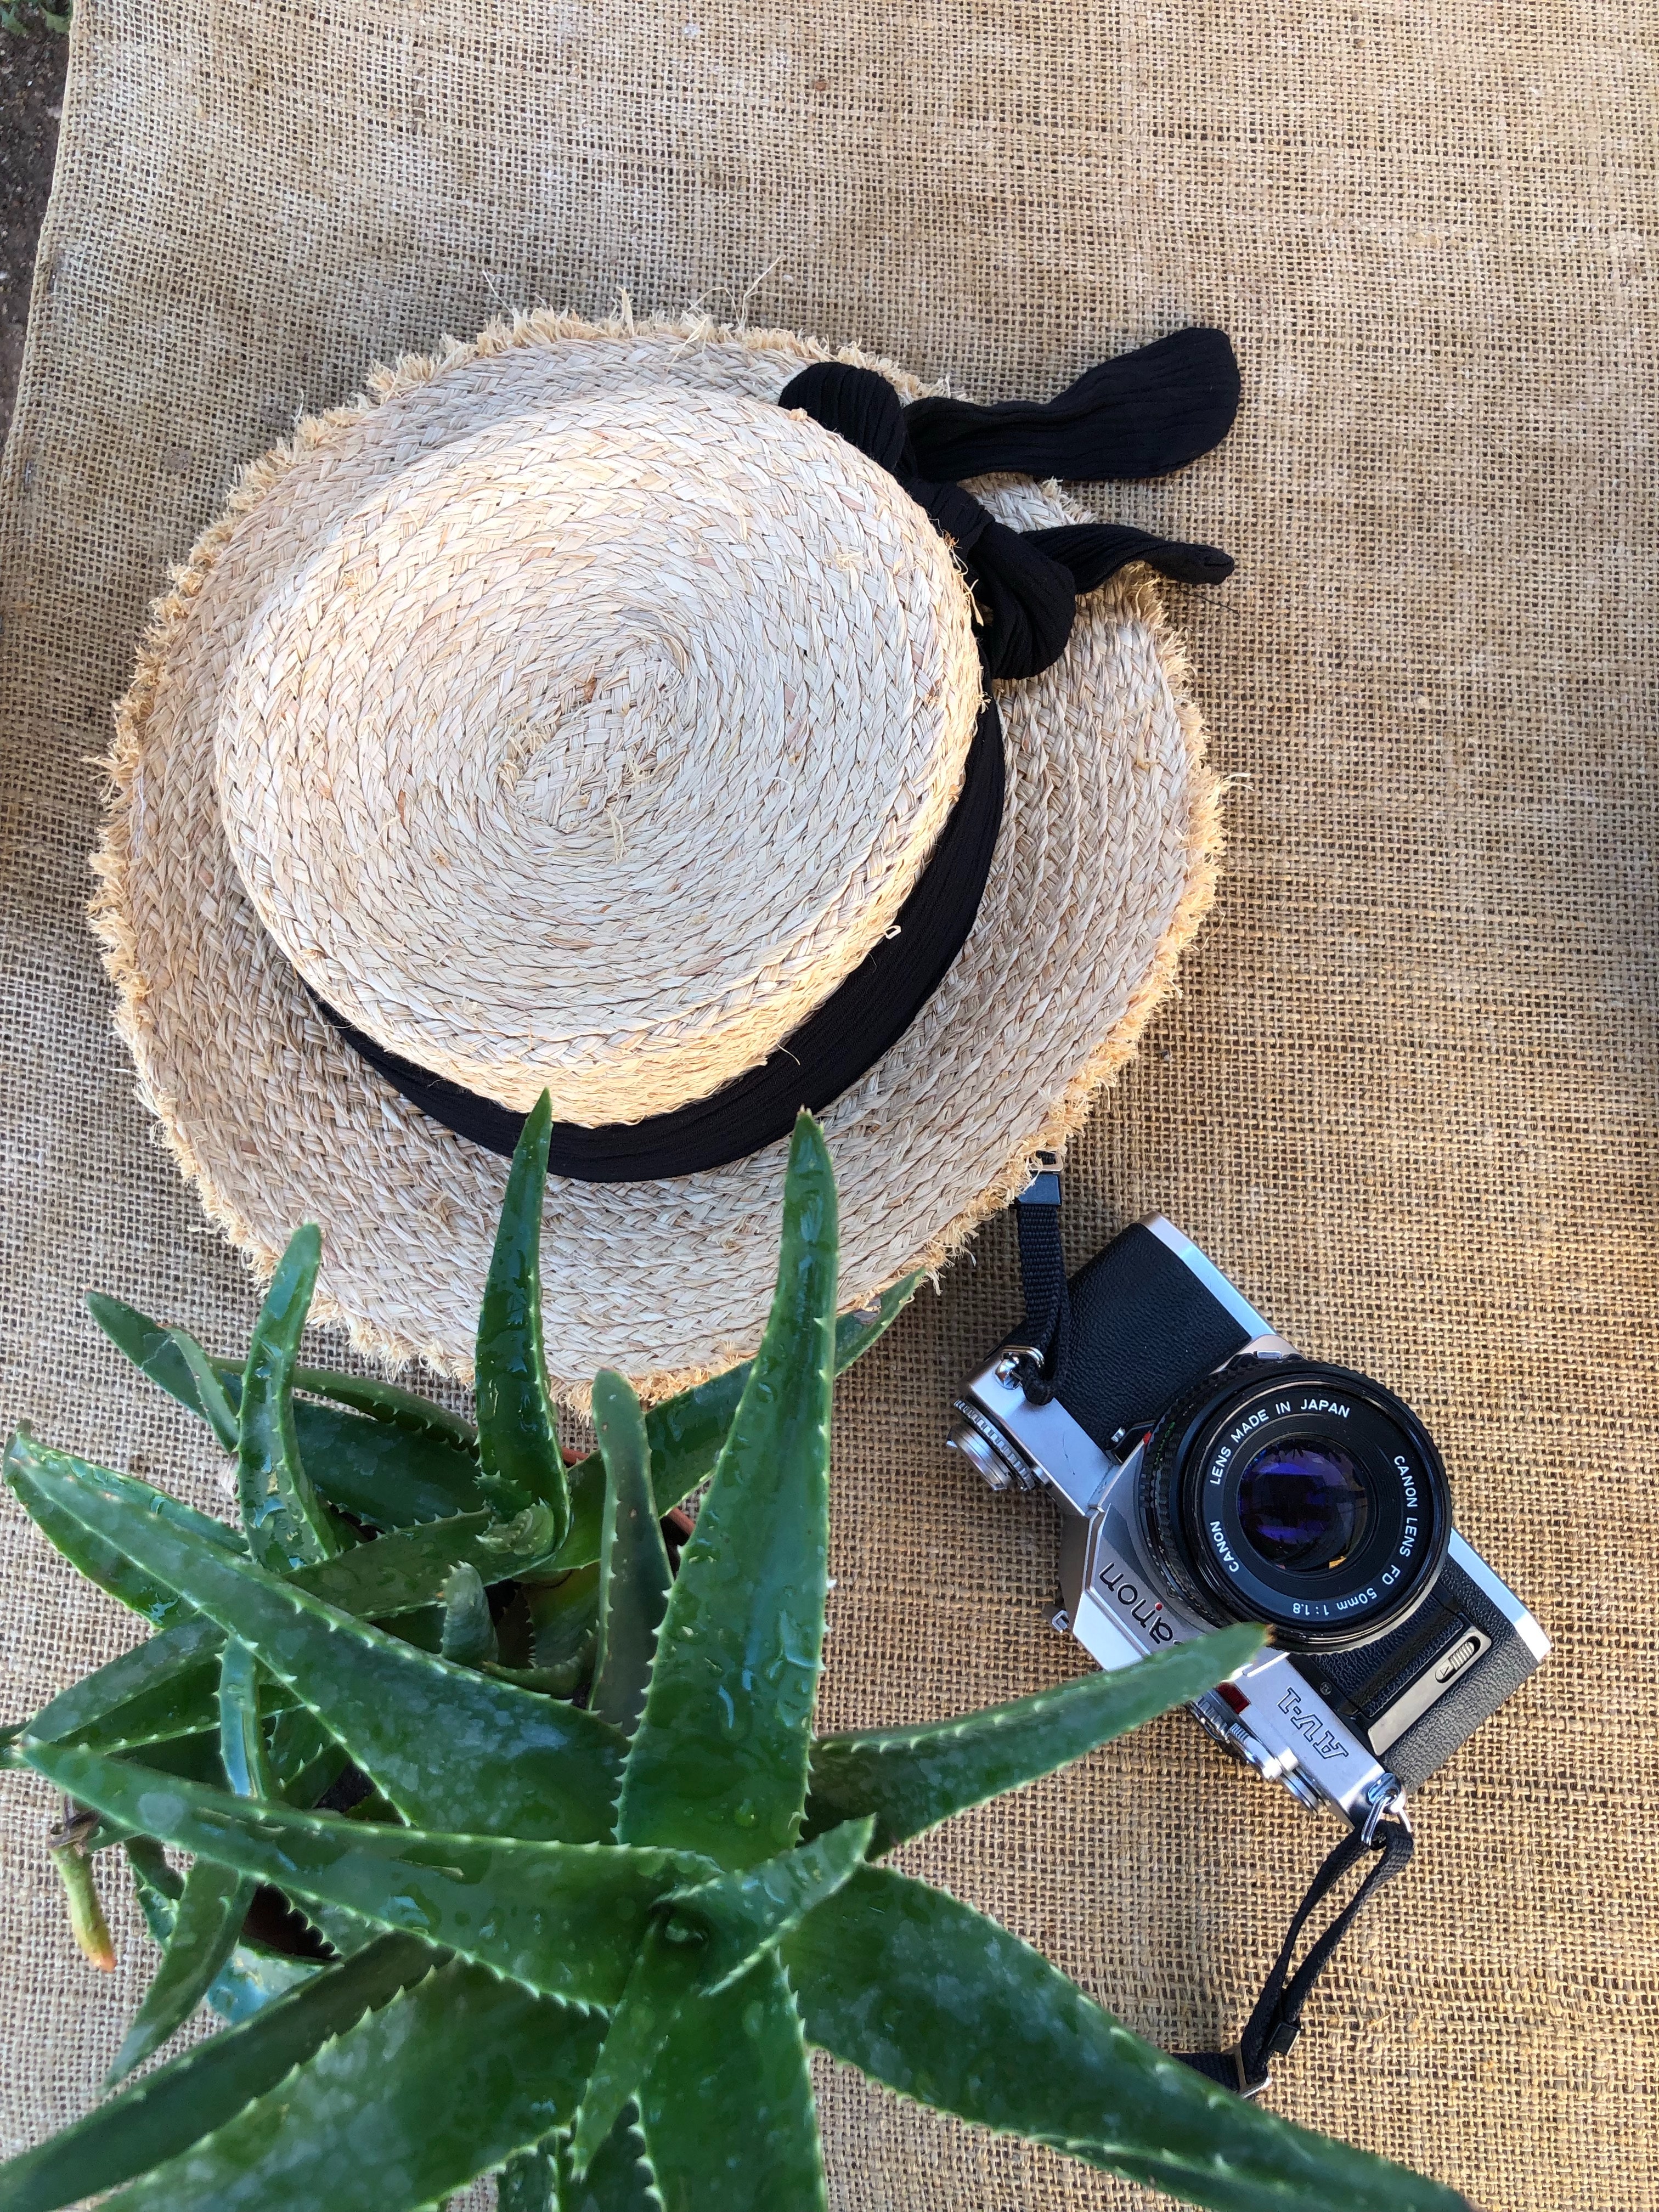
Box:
[1138,1361,1451,1651]
[1234,1440,1370,1571]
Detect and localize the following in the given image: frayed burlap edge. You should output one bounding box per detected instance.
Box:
[89,307,1221,1393]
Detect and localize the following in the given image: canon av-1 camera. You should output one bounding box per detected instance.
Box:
[949,1193,1548,1835]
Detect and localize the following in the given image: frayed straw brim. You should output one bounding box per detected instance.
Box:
[93,312,1221,1398]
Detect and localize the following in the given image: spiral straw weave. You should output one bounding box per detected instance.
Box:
[95,313,1217,1392]
[215,390,981,1121]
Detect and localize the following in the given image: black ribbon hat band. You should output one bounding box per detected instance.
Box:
[312,329,1240,1182]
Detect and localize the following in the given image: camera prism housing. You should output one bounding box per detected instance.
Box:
[949,1215,1549,1829]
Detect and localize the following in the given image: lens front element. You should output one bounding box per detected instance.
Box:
[1140,1360,1451,1651]
[1235,1438,1370,1571]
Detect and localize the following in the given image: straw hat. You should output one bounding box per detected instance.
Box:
[94,309,1235,1395]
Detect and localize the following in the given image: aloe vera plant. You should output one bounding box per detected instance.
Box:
[0,1109,1474,2212]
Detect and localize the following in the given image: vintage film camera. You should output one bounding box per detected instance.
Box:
[949,1182,1548,1838]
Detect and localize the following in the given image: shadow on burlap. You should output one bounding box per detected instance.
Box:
[0,4,1652,2207]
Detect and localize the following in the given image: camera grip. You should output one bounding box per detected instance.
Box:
[1311,1554,1544,1791]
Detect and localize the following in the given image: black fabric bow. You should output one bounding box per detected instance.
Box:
[313,330,1240,1179]
[778,326,1238,681]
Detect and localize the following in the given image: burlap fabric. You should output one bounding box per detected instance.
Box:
[0,4,1652,2208]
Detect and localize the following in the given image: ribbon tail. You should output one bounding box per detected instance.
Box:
[1023,522,1235,592]
[903,328,1241,484]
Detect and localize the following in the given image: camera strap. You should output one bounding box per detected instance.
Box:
[1011,1154,1072,1400]
[1178,1813,1416,2096]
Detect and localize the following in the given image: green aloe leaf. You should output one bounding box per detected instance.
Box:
[236,1224,340,1572]
[25,1742,713,2005]
[163,1331,238,1451]
[438,1562,499,1666]
[279,1368,476,1454]
[589,1370,672,1735]
[26,1616,229,1754]
[526,1562,600,1679]
[9,1429,244,1556]
[637,1953,826,2212]
[17,1502,549,1764]
[85,1294,228,1431]
[306,1506,549,1616]
[217,1639,275,1802]
[19,1449,624,1841]
[619,1114,838,1869]
[786,1865,1470,2212]
[7,1448,190,1629]
[99,1959,605,2212]
[290,1398,486,1527]
[104,1854,257,2085]
[0,1934,438,2212]
[804,1624,1266,1854]
[558,2119,659,2212]
[88,1291,487,1530]
[567,1927,686,2181]
[126,1835,319,2024]
[475,1094,569,1535]
[571,1816,873,2176]
[551,1272,921,1575]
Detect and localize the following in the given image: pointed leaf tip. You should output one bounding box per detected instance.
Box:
[238,1223,339,1573]
[617,1121,839,1866]
[475,1093,569,1540]
[104,1855,256,2086]
[805,1623,1267,1853]
[439,1562,499,1667]
[589,1369,672,1736]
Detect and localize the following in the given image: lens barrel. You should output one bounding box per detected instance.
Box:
[1138,1359,1451,1651]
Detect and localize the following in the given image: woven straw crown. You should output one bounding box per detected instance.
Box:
[215,388,982,1122]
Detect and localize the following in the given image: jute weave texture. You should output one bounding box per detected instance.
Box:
[1,5,1654,2209]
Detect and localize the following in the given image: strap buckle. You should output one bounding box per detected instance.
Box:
[1016,1149,1061,1208]
[1229,2042,1273,2098]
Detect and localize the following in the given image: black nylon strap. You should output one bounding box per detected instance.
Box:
[1180,1817,1416,2096]
[313,335,1238,1177]
[1011,1159,1071,1402]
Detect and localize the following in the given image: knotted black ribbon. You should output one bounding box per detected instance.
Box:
[314,329,1239,1180]
[780,330,1235,681]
